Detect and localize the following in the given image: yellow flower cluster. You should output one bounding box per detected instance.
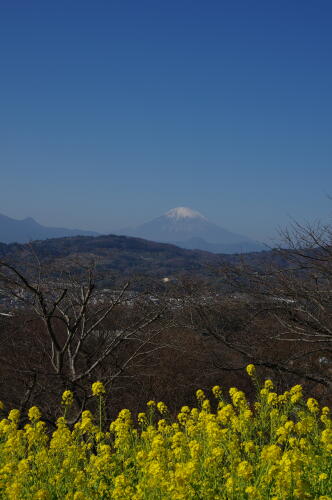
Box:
[246,364,256,377]
[0,372,330,499]
[62,390,74,407]
[91,381,106,397]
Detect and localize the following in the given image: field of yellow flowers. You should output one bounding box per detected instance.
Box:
[0,366,330,499]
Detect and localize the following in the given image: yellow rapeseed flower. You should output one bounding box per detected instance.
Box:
[261,444,282,462]
[321,428,332,451]
[246,364,256,376]
[267,392,278,405]
[245,486,260,498]
[264,379,274,390]
[322,406,330,416]
[307,397,319,414]
[0,368,328,499]
[73,493,87,500]
[137,412,147,425]
[28,406,41,422]
[34,490,49,500]
[62,390,74,406]
[91,381,106,397]
[196,389,205,402]
[237,460,253,479]
[291,392,303,404]
[212,385,222,398]
[157,401,168,414]
[8,408,20,423]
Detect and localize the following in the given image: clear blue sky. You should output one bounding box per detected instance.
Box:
[1,0,332,242]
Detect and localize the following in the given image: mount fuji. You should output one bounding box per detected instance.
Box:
[119,207,264,254]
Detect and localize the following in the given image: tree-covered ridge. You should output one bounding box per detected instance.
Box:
[0,233,280,283]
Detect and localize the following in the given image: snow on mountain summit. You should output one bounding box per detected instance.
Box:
[165,207,206,220]
[118,206,264,254]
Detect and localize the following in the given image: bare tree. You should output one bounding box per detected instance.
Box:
[174,221,332,400]
[0,259,170,420]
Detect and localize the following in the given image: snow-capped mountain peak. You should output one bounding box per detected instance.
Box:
[117,207,264,254]
[165,207,206,220]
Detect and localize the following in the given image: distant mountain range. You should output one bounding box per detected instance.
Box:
[0,213,98,244]
[118,207,264,253]
[0,208,264,254]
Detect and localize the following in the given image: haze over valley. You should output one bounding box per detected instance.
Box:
[0,207,264,253]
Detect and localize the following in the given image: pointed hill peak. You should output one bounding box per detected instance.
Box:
[0,212,99,244]
[165,207,206,220]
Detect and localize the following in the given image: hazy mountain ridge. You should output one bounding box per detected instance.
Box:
[0,213,99,244]
[0,208,264,254]
[172,237,266,254]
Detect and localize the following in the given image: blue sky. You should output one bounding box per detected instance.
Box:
[1,0,332,242]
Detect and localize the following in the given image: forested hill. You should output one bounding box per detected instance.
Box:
[0,233,282,284]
